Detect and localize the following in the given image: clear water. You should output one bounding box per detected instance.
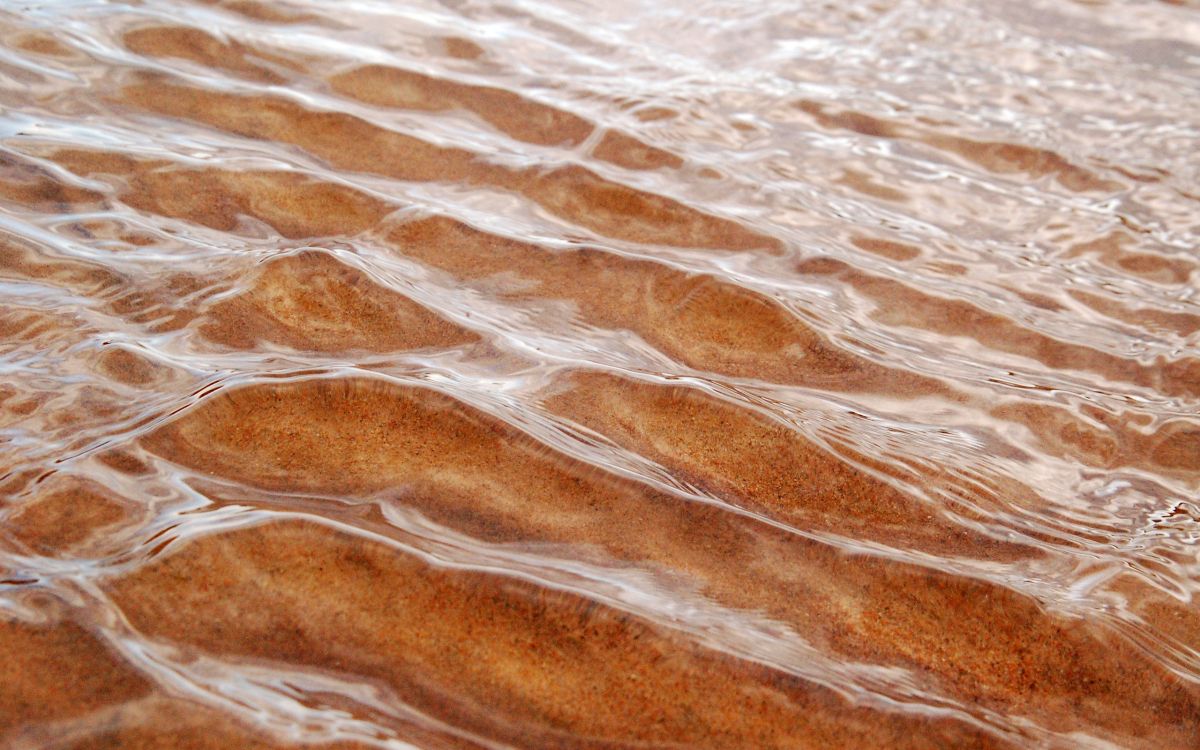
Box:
[0,0,1198,748]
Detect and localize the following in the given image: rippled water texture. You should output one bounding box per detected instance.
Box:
[1,0,1199,747]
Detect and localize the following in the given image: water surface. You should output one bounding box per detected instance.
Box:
[1,0,1199,748]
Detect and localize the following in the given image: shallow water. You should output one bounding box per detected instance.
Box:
[0,0,1198,747]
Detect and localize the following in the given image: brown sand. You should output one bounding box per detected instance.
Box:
[2,6,1198,749]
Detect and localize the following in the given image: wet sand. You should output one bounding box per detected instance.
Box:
[2,1,1200,748]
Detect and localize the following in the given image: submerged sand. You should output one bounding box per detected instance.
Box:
[1,1,1199,748]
